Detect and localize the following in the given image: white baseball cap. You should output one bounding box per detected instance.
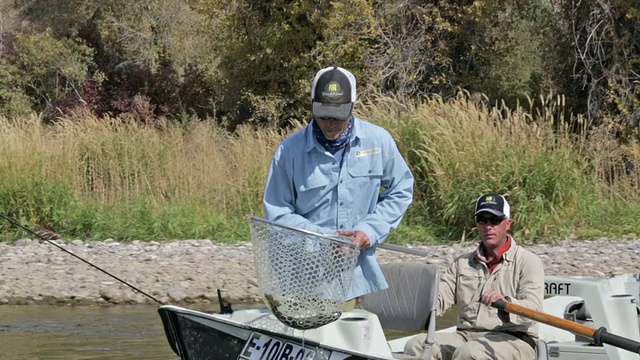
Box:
[311,66,356,120]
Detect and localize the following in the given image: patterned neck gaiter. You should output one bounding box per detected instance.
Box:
[312,117,354,154]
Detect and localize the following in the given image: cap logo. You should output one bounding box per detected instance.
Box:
[322,81,343,99]
[485,196,494,202]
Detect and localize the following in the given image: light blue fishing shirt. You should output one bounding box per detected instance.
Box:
[263,117,414,298]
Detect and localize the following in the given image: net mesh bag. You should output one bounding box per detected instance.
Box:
[248,216,360,330]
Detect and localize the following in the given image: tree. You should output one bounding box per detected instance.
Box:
[13,30,100,115]
[558,0,640,138]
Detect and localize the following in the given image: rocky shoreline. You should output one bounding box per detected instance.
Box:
[1,238,639,306]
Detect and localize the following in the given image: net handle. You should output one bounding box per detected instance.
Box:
[248,216,357,247]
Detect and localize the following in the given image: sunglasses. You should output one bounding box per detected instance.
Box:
[475,216,505,226]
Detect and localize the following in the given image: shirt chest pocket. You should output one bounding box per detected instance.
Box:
[347,155,384,192]
[294,169,332,213]
[456,269,483,299]
[297,175,330,192]
[492,268,517,295]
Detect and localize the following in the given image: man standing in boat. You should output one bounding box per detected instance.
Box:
[263,66,414,302]
[404,193,544,359]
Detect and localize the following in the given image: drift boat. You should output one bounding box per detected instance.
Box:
[158,217,640,359]
[159,269,640,360]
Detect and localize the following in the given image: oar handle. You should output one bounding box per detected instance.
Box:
[596,328,640,354]
[492,300,640,354]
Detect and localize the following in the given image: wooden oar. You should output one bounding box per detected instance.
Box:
[492,300,640,354]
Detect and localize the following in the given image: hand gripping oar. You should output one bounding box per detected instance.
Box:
[492,300,640,354]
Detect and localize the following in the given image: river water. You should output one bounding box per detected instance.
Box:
[0,305,177,360]
[0,305,458,359]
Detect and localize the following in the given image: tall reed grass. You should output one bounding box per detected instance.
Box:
[361,93,640,242]
[0,115,285,242]
[2,94,640,243]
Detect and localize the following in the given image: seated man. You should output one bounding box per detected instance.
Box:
[404,193,544,360]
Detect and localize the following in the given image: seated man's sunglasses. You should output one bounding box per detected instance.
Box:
[475,216,505,225]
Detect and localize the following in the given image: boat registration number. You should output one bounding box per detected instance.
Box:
[239,332,316,360]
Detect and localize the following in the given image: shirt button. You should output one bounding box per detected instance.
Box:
[340,180,343,184]
[368,170,372,174]
[339,225,344,229]
[339,202,344,206]
[332,162,337,166]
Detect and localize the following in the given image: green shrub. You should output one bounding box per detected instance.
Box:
[13,30,100,113]
[0,61,33,118]
[0,176,75,240]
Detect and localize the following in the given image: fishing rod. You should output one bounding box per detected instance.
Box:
[492,299,640,354]
[0,213,162,304]
[378,242,428,257]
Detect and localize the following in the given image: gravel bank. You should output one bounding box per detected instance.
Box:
[1,238,638,306]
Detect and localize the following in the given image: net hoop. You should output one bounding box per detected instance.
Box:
[248,216,360,330]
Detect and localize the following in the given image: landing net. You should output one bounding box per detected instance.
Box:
[248,216,360,330]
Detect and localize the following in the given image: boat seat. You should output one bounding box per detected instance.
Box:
[536,338,548,360]
[361,262,439,359]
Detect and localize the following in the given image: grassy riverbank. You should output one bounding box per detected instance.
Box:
[2,94,640,243]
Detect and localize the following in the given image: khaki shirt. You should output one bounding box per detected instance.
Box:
[438,237,544,335]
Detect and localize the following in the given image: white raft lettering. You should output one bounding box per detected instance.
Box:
[545,282,571,295]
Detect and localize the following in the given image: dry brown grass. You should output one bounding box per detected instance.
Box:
[0,115,286,215]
